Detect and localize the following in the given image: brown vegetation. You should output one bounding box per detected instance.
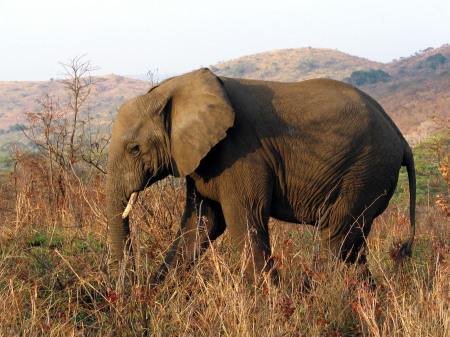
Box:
[0,156,448,335]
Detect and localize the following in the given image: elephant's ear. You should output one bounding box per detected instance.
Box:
[165,68,235,177]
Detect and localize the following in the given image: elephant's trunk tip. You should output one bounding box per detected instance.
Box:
[122,192,139,219]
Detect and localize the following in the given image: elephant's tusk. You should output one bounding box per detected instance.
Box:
[122,192,138,219]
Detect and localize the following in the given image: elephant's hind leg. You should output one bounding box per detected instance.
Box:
[318,199,376,286]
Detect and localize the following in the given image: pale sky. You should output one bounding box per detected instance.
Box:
[0,0,449,81]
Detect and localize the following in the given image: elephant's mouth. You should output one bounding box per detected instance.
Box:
[121,174,157,219]
[122,192,139,219]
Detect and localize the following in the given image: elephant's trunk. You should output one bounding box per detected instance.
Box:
[106,176,131,262]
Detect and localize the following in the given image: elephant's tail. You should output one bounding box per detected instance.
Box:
[399,144,416,257]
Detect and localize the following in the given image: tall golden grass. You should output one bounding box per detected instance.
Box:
[0,153,448,336]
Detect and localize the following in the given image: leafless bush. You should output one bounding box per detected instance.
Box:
[10,56,109,241]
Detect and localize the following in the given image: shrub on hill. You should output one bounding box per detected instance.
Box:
[0,124,26,135]
[425,53,447,70]
[344,69,391,86]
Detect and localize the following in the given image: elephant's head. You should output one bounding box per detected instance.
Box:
[106,69,235,261]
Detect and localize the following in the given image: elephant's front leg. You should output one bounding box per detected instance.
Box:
[221,197,275,284]
[151,178,225,283]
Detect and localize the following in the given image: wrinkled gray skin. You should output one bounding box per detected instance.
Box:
[106,68,416,283]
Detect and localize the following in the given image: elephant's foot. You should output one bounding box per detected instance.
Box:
[356,264,377,290]
[149,261,172,285]
[257,266,280,289]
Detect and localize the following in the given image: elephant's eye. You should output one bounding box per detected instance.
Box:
[127,143,140,155]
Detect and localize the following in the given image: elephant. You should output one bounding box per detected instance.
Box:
[106,68,416,283]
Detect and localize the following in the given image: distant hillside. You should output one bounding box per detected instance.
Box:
[349,45,450,142]
[211,48,382,82]
[0,75,149,130]
[212,45,450,143]
[0,75,150,156]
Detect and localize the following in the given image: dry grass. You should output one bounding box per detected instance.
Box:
[0,159,448,337]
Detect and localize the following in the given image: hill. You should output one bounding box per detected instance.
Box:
[211,47,382,82]
[0,75,150,154]
[359,45,450,142]
[212,45,450,142]
[0,74,149,130]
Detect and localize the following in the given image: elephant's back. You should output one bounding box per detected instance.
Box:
[222,77,377,129]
